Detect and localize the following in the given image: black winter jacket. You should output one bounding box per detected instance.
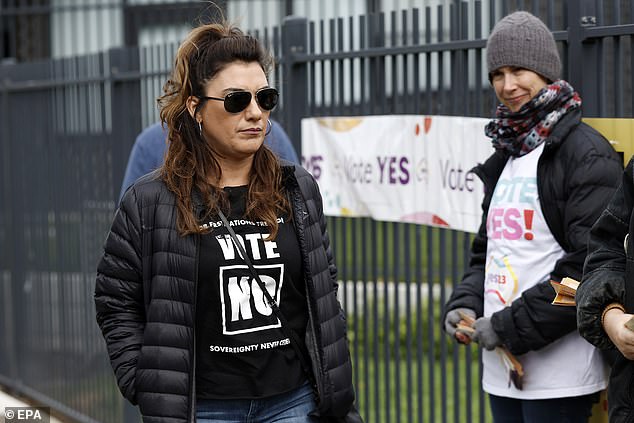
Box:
[94,163,356,422]
[577,156,634,422]
[443,108,622,355]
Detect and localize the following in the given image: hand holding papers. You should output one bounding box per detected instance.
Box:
[550,277,579,306]
[457,310,524,389]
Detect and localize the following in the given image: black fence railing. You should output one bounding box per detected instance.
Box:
[2,1,634,422]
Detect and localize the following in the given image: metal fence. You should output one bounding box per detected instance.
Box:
[2,0,634,422]
[0,1,223,61]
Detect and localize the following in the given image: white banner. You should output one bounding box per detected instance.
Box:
[301,115,494,234]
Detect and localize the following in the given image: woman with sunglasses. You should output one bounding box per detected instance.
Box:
[94,21,361,423]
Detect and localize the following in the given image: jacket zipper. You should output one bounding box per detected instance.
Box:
[188,234,201,422]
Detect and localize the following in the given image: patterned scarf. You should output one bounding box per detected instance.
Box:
[485,80,582,157]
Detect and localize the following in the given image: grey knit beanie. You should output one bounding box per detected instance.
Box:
[486,11,561,82]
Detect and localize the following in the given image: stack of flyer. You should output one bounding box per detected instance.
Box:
[550,277,579,306]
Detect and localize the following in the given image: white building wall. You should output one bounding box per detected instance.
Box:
[228,0,286,31]
[50,0,492,60]
[51,0,123,58]
[48,0,493,123]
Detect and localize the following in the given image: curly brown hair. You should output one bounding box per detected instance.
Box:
[158,22,291,239]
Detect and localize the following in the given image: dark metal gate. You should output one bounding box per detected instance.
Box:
[1,1,634,422]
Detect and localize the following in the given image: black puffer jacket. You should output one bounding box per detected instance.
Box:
[443,108,622,355]
[94,163,356,422]
[577,157,634,423]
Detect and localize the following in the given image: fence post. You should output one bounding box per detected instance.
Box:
[281,16,308,158]
[0,63,19,386]
[567,0,599,116]
[107,47,143,203]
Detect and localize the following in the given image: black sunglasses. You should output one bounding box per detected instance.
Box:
[199,87,279,114]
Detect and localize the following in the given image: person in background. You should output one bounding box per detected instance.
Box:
[119,118,299,199]
[442,11,622,422]
[577,158,634,423]
[95,20,361,423]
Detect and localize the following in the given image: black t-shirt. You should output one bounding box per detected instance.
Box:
[195,185,308,399]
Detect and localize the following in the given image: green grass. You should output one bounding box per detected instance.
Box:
[345,297,493,423]
[327,216,474,284]
[327,216,609,423]
[327,217,487,422]
[353,351,491,423]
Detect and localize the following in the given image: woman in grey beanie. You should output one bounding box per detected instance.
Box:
[443,11,622,422]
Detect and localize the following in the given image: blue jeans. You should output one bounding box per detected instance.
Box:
[196,382,319,422]
[489,393,599,423]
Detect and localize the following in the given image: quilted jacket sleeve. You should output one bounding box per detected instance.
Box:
[94,188,145,404]
[314,181,339,296]
[311,177,358,417]
[577,158,634,350]
[292,164,356,418]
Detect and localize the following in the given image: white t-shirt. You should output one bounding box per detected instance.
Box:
[482,143,608,399]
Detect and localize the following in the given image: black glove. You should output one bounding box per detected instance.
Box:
[472,317,502,351]
[444,308,476,337]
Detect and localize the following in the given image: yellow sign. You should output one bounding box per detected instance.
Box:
[584,118,634,165]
